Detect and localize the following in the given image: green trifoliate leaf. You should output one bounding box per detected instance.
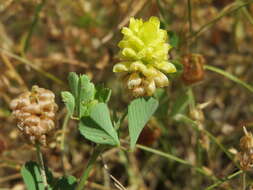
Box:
[68,72,79,99]
[79,103,120,146]
[78,75,96,117]
[61,91,75,116]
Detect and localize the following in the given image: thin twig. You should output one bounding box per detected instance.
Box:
[23,0,47,53]
[101,156,127,190]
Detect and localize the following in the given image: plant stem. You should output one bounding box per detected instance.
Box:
[204,65,253,94]
[205,170,243,190]
[136,144,217,181]
[76,145,104,190]
[242,172,246,190]
[187,0,192,34]
[23,0,46,53]
[60,113,70,174]
[35,142,48,189]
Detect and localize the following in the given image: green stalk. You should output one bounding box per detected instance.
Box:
[205,65,253,94]
[76,145,104,190]
[204,170,243,190]
[35,142,48,189]
[136,144,217,181]
[60,113,70,174]
[242,172,246,190]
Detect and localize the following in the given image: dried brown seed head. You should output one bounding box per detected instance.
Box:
[10,85,58,146]
[238,127,253,170]
[240,127,253,152]
[181,54,205,85]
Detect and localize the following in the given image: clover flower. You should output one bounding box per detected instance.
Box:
[113,16,176,97]
[10,85,58,146]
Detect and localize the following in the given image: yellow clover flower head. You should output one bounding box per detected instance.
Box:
[113,16,176,97]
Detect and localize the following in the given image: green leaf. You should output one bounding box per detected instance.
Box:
[95,85,112,103]
[21,161,53,190]
[79,103,120,146]
[68,72,79,99]
[79,75,96,117]
[54,176,77,190]
[61,91,75,116]
[79,118,118,145]
[128,97,159,149]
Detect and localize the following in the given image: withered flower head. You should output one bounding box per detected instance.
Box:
[239,127,253,171]
[240,127,253,152]
[181,53,205,85]
[122,71,169,97]
[10,85,58,146]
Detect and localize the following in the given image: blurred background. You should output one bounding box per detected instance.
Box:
[1,0,253,189]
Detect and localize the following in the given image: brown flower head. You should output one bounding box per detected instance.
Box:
[181,54,205,85]
[238,127,253,171]
[10,85,58,146]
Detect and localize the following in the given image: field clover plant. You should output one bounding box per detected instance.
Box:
[12,16,180,190]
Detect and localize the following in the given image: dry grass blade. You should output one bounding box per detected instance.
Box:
[0,48,64,86]
[189,0,253,42]
[101,0,148,44]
